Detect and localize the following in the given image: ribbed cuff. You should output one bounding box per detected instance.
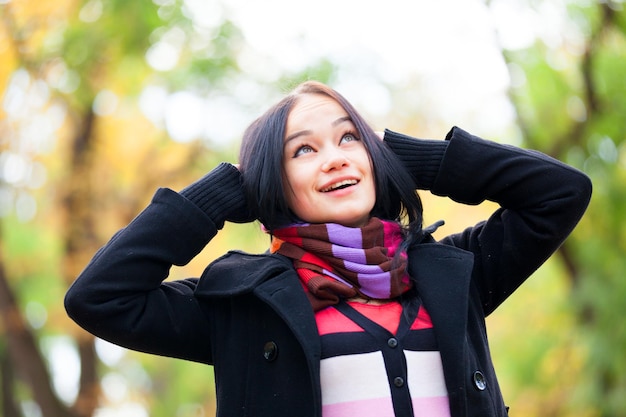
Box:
[383,129,448,190]
[179,163,247,229]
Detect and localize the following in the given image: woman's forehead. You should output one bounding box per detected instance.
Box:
[285,95,349,136]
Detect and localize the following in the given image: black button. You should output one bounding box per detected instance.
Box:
[473,370,486,391]
[263,341,278,361]
[393,377,404,387]
[387,337,398,348]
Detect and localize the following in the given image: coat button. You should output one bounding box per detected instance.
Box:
[393,377,405,387]
[473,370,487,391]
[387,337,398,348]
[263,341,278,362]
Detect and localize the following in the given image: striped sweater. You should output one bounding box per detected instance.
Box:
[315,298,451,417]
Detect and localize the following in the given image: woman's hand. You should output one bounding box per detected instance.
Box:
[225,163,258,224]
[180,163,257,225]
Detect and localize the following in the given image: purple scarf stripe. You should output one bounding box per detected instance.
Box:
[357,272,392,298]
[331,245,367,264]
[342,259,385,274]
[326,223,364,247]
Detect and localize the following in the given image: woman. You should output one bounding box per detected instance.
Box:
[65,81,592,417]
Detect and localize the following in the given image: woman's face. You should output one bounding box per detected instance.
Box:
[282,94,376,227]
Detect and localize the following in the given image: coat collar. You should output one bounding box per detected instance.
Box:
[195,250,321,357]
[194,250,292,296]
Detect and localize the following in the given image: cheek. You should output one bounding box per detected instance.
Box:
[285,181,310,208]
[283,182,321,224]
[282,169,307,212]
[363,163,377,206]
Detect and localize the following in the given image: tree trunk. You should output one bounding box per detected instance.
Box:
[61,108,101,417]
[0,238,78,417]
[1,345,23,417]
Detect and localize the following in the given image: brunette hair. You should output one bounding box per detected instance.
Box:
[239,81,423,239]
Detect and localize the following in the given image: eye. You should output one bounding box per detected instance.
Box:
[340,133,359,144]
[293,144,314,157]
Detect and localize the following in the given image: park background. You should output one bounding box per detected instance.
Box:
[0,0,624,416]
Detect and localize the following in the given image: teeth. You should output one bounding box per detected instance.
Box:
[321,179,357,192]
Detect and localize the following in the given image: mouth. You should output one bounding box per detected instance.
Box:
[320,179,358,192]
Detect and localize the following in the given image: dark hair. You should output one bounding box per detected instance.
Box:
[239,81,423,240]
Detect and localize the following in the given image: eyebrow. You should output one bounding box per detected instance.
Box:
[284,116,353,144]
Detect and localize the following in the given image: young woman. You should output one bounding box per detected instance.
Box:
[65,81,592,417]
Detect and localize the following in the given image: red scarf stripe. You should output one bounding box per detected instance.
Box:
[300,252,334,273]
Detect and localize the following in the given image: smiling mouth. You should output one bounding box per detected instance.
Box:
[320,179,358,192]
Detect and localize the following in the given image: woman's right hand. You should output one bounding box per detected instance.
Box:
[223,163,258,224]
[180,163,257,226]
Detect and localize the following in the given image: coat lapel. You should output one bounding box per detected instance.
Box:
[254,271,321,358]
[195,251,323,416]
[194,250,320,358]
[408,243,474,415]
[253,265,323,417]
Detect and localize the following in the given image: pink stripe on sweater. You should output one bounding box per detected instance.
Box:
[323,397,394,417]
[322,396,450,417]
[412,396,451,417]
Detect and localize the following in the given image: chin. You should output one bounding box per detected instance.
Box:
[335,216,370,228]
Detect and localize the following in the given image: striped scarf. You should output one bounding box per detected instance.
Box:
[269,218,412,311]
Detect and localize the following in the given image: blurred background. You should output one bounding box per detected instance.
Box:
[0,0,624,416]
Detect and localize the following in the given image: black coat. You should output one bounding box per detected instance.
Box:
[65,127,592,417]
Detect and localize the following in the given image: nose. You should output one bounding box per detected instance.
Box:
[321,149,349,172]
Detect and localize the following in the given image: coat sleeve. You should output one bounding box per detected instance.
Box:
[385,126,592,315]
[64,163,249,363]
